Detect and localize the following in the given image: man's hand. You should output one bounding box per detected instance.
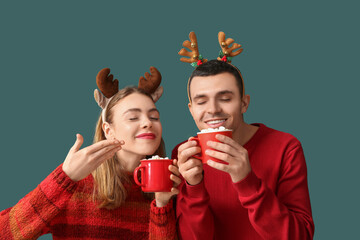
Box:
[206,134,251,183]
[177,139,203,185]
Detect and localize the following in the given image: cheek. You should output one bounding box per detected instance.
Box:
[154,122,162,135]
[114,124,134,139]
[228,105,242,120]
[192,106,205,120]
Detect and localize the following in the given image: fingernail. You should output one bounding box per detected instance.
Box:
[205,149,211,155]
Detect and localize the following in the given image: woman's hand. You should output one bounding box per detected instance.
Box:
[62,134,124,182]
[155,159,182,207]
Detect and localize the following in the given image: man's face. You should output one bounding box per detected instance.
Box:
[188,72,249,136]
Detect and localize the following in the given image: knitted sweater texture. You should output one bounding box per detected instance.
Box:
[172,123,314,240]
[0,165,177,239]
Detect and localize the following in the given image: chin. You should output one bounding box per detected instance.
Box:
[137,147,159,157]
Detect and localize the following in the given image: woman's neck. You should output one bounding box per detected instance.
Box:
[116,151,145,172]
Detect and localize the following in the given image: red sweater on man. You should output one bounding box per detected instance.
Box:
[0,164,177,239]
[172,123,314,240]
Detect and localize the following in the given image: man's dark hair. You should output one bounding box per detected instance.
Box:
[188,60,244,100]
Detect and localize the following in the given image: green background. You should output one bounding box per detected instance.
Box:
[1,1,358,239]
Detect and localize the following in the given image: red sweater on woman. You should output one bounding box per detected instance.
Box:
[0,164,177,239]
[172,123,314,240]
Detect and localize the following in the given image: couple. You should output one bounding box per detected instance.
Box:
[0,32,315,240]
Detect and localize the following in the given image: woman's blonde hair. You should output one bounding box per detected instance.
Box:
[92,86,165,209]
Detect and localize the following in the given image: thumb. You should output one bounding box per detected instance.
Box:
[71,133,84,152]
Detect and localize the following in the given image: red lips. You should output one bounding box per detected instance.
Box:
[136,133,156,139]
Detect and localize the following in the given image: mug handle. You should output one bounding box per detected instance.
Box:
[133,166,146,187]
[189,136,202,160]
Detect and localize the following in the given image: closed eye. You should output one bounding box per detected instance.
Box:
[196,101,206,105]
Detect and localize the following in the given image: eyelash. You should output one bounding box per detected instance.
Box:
[196,99,230,105]
[129,117,159,121]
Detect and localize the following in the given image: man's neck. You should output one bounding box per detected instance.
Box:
[233,122,259,146]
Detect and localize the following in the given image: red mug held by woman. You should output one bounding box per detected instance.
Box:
[133,159,173,192]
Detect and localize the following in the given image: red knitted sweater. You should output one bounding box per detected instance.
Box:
[0,165,177,239]
[172,123,314,240]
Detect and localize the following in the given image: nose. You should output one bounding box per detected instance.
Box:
[207,99,221,115]
[141,117,153,129]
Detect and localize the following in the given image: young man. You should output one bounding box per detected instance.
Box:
[172,60,314,239]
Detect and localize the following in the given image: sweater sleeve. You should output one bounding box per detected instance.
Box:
[175,180,214,240]
[234,144,315,239]
[149,198,178,240]
[171,143,214,240]
[0,164,78,239]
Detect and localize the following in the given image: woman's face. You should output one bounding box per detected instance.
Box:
[105,92,162,157]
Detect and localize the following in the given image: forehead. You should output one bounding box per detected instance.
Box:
[190,72,239,98]
[113,93,156,113]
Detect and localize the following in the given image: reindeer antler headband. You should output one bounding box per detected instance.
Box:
[94,66,163,122]
[179,31,245,100]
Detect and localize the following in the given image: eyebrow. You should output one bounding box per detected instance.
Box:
[217,90,234,96]
[123,108,159,115]
[193,94,207,101]
[193,90,234,101]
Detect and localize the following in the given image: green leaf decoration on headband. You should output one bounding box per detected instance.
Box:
[219,50,225,58]
[218,50,233,63]
[190,55,206,68]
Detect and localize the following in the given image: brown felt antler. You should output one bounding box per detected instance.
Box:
[94,68,119,110]
[96,68,119,98]
[178,32,207,65]
[94,66,163,113]
[139,66,163,102]
[217,31,243,62]
[138,66,161,93]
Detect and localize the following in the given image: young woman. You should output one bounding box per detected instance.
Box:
[0,68,180,239]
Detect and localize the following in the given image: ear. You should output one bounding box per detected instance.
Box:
[188,101,194,118]
[151,86,163,102]
[102,122,114,139]
[241,94,250,114]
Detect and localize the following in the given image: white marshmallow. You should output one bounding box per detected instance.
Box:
[147,155,169,160]
[199,126,232,133]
